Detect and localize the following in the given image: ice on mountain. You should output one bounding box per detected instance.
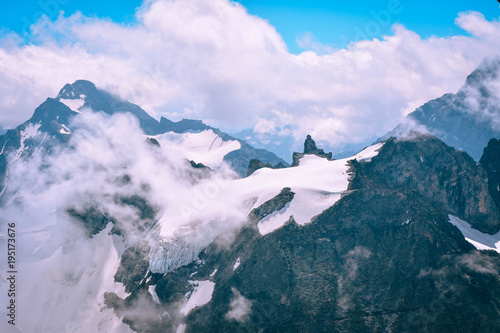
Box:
[59,98,85,113]
[180,280,215,315]
[13,122,42,161]
[353,142,384,162]
[149,285,161,304]
[448,215,500,253]
[59,124,72,135]
[233,257,241,270]
[153,130,241,168]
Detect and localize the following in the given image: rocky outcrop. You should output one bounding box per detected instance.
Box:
[479,138,500,209]
[224,139,289,177]
[292,135,333,166]
[349,134,500,234]
[246,159,287,176]
[248,187,295,221]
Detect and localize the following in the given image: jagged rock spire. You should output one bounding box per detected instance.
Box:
[292,134,333,166]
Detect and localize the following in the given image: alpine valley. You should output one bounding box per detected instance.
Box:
[0,57,500,333]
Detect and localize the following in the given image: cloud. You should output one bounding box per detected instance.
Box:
[0,110,250,331]
[225,287,252,322]
[0,0,500,151]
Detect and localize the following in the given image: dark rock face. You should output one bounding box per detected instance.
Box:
[246,159,287,176]
[292,135,333,166]
[248,187,295,221]
[180,190,500,333]
[224,139,289,177]
[67,205,113,237]
[480,138,500,210]
[349,134,500,234]
[159,117,212,133]
[380,56,500,161]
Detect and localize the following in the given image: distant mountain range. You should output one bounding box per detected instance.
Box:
[0,80,287,195]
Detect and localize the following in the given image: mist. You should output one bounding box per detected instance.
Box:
[0,110,251,332]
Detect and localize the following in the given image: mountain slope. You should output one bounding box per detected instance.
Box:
[380,56,500,160]
[102,135,500,332]
[480,138,500,210]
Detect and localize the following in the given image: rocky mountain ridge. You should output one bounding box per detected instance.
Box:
[101,133,500,332]
[0,80,287,195]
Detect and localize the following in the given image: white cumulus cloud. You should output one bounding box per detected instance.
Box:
[0,0,499,151]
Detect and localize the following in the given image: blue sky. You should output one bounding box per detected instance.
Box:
[1,0,498,53]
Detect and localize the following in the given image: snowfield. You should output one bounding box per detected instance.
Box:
[153,130,241,169]
[150,143,384,275]
[0,223,132,333]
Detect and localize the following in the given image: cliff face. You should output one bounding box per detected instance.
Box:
[350,134,500,234]
[480,138,500,210]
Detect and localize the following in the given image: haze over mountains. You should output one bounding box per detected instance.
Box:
[0,58,499,332]
[380,56,500,161]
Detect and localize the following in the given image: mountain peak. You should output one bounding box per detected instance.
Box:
[463,56,500,90]
[57,80,97,100]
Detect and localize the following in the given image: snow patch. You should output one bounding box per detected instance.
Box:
[353,142,384,162]
[448,215,500,253]
[181,280,215,315]
[0,141,7,156]
[13,122,42,161]
[252,154,351,235]
[59,98,85,113]
[149,285,161,304]
[59,124,72,135]
[233,258,241,270]
[209,269,218,277]
[1,223,132,333]
[152,130,241,168]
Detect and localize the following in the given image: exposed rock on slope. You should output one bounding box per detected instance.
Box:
[350,134,500,234]
[246,159,287,177]
[176,191,500,332]
[479,138,500,210]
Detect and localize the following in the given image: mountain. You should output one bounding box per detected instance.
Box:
[0,80,287,194]
[101,134,500,332]
[1,78,500,333]
[380,56,500,160]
